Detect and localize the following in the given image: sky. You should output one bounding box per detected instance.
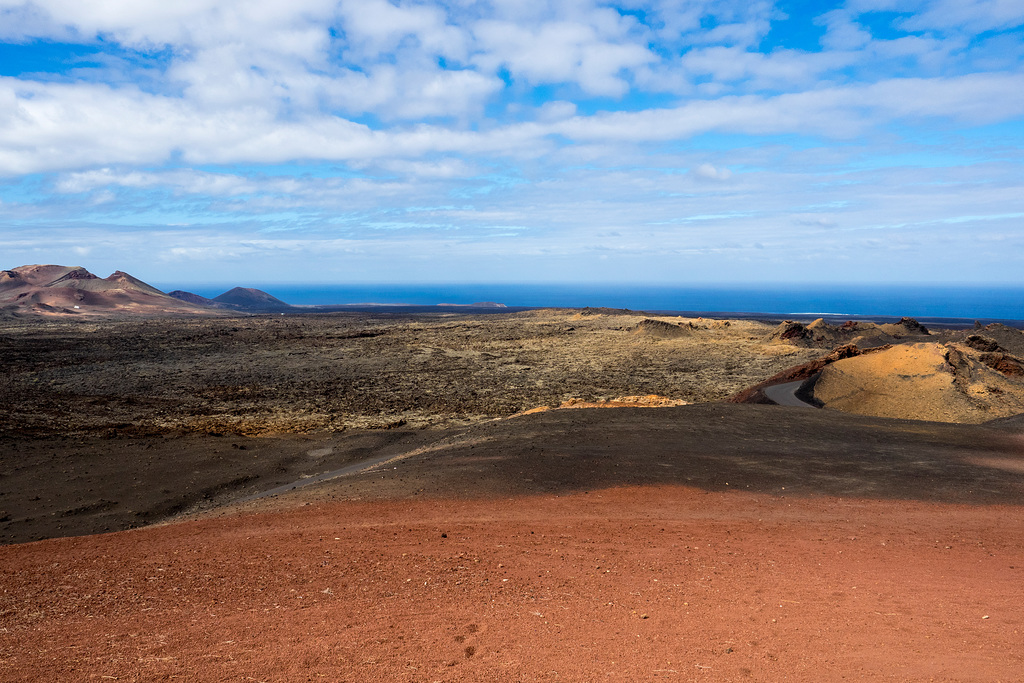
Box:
[1,0,1023,286]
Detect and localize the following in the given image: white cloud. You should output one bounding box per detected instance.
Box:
[897,0,1024,34]
[56,168,264,195]
[552,71,1024,143]
[8,150,1024,284]
[472,18,654,96]
[679,45,849,90]
[369,157,479,179]
[4,68,1023,177]
[818,10,873,51]
[0,79,192,175]
[535,100,578,121]
[693,163,732,181]
[337,0,465,60]
[0,0,337,48]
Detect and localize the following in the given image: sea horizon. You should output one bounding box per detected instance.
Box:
[157,282,1024,323]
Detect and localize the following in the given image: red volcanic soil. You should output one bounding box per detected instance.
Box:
[3,486,1023,682]
[4,405,1024,681]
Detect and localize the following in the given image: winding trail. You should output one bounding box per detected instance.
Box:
[763,380,817,408]
[238,430,478,503]
[237,453,401,502]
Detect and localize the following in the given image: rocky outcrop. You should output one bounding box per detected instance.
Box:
[768,317,931,349]
[981,354,1024,377]
[768,321,813,344]
[879,317,930,336]
[964,335,1003,353]
[944,324,1024,357]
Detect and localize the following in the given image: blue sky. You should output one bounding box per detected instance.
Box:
[1,0,1023,285]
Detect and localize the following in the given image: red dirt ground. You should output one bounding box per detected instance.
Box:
[2,485,1022,682]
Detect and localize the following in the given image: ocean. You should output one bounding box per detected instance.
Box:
[171,283,1024,322]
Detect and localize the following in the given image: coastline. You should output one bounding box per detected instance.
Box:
[157,282,1024,326]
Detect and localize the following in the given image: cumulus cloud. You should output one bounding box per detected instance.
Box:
[6,68,1023,176]
[337,0,466,60]
[472,16,654,96]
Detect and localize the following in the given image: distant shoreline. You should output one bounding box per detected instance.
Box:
[159,283,1024,324]
[283,303,1024,329]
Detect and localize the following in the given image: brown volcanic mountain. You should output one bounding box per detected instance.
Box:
[0,265,214,316]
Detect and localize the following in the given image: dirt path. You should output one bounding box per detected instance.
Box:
[762,380,815,408]
[2,486,1022,682]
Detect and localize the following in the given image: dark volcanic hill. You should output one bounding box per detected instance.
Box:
[0,265,212,316]
[168,290,222,307]
[212,287,292,311]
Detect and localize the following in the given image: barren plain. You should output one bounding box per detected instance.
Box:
[1,309,820,436]
[2,309,1024,681]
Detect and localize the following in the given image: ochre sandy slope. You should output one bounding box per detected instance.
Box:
[814,342,1024,423]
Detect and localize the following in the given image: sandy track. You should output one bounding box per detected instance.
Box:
[2,486,1022,682]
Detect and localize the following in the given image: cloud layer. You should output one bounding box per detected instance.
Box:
[1,0,1023,284]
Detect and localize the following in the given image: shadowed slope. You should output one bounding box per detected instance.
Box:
[299,404,1024,507]
[6,404,1024,545]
